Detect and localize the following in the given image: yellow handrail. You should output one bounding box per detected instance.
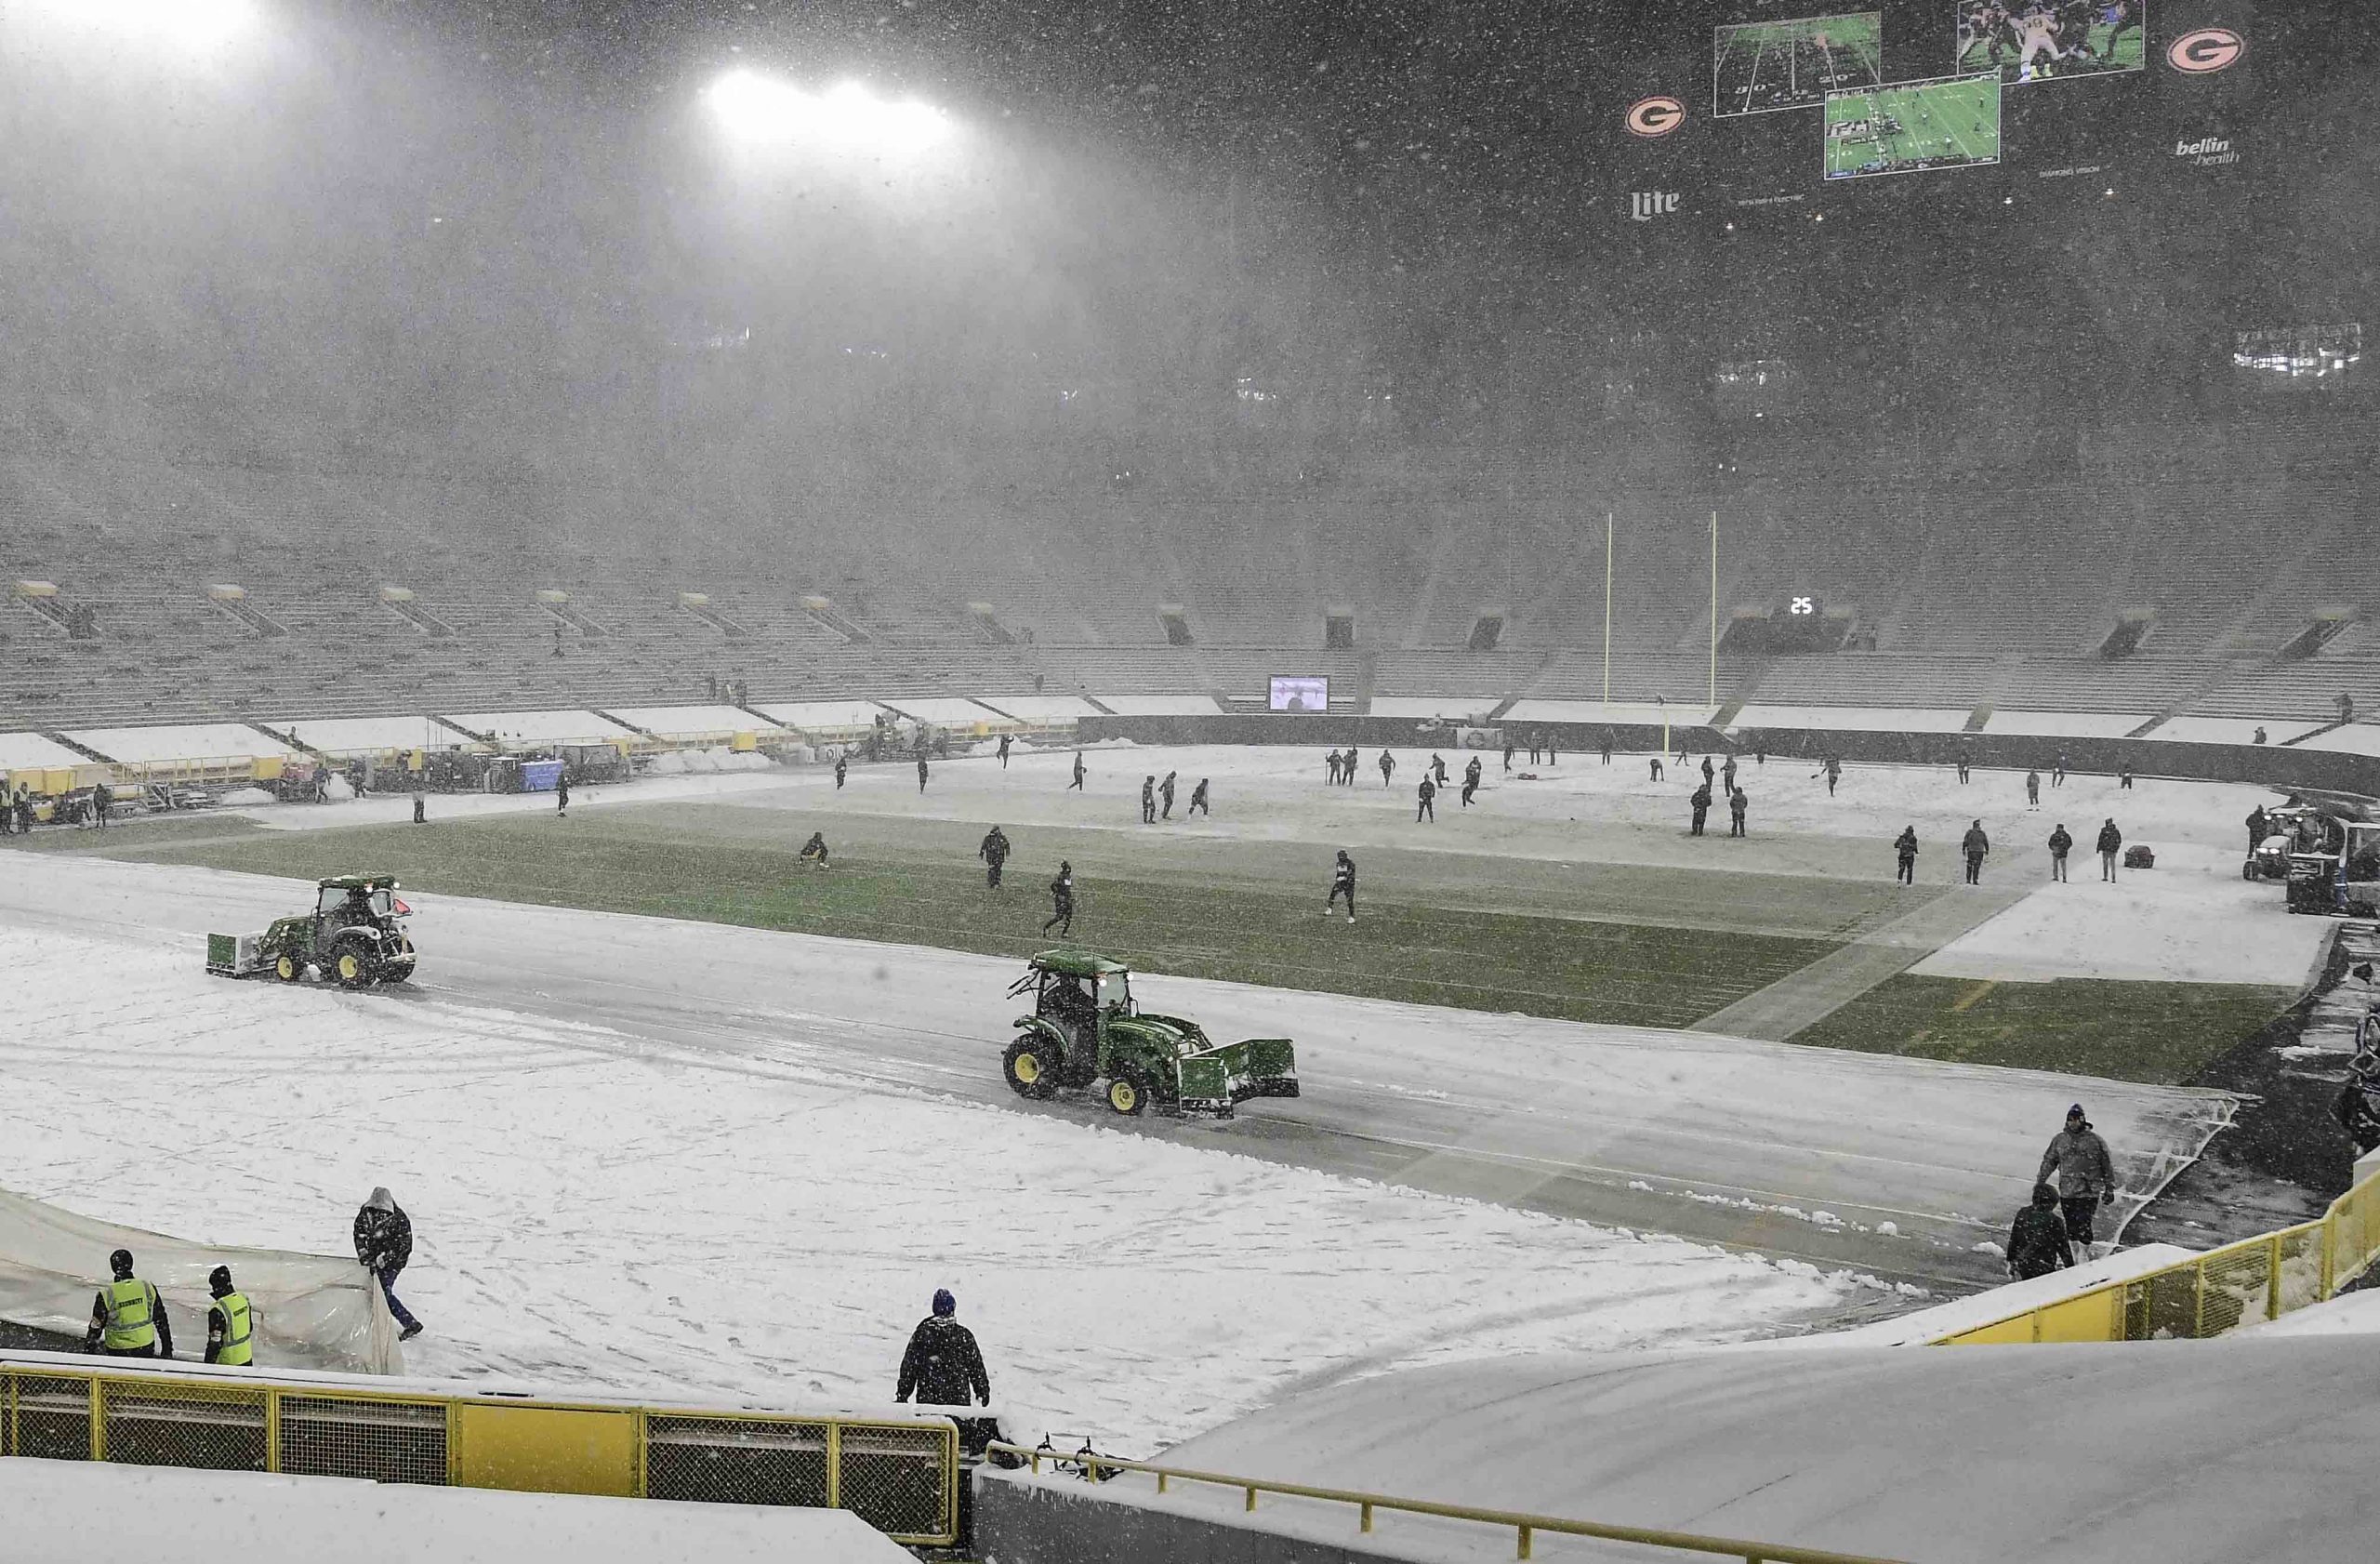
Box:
[990,1442,1909,1564]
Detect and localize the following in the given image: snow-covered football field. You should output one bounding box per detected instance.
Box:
[0,741,2308,1449]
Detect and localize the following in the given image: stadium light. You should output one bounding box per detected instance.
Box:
[706,68,952,156]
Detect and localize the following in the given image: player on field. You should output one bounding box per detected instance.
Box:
[1187,777,1210,817]
[1043,862,1076,935]
[1326,850,1356,922]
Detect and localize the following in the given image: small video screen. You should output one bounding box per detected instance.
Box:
[1823,73,2002,180]
[1713,12,1884,115]
[1955,1,2147,85]
[1268,675,1329,713]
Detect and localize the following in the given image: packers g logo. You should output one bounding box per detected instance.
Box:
[1625,96,1686,138]
[2168,28,2246,73]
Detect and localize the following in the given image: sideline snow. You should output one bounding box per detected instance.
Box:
[1911,842,2329,986]
[0,923,1849,1451]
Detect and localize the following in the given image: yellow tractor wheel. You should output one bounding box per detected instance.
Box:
[274,952,304,982]
[1002,1038,1058,1100]
[1105,1070,1149,1118]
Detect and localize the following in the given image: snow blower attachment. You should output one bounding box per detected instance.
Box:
[207,874,416,988]
[1001,950,1298,1118]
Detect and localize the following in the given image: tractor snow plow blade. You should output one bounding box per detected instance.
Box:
[205,933,269,978]
[1176,1039,1299,1116]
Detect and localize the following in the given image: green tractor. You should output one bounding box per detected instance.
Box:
[1001,950,1298,1118]
[207,874,417,988]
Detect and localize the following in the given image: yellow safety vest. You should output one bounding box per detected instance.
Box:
[102,1277,157,1352]
[212,1291,254,1367]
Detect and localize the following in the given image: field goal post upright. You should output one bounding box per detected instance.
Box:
[1709,510,1719,711]
[1602,510,1614,705]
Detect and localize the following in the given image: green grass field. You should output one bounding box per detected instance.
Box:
[1714,12,1884,114]
[1824,75,2001,180]
[1797,974,2292,1085]
[95,806,1844,1029]
[27,798,2290,1080]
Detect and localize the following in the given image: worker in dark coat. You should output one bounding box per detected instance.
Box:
[2048,823,2074,881]
[896,1288,998,1461]
[1894,825,1919,884]
[2096,818,2123,881]
[354,1187,422,1341]
[2246,805,2270,853]
[1689,783,1712,836]
[2038,1105,2118,1249]
[1187,778,1210,817]
[1140,775,1157,824]
[1727,788,1748,838]
[1159,771,1177,820]
[834,752,848,789]
[1416,775,1436,822]
[1961,819,1990,884]
[2005,1185,2075,1280]
[979,826,1011,889]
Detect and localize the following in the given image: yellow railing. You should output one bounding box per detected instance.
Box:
[1935,1163,2380,1345]
[0,1359,958,1547]
[991,1442,1909,1564]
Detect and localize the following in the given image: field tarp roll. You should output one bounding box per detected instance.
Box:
[0,1185,402,1374]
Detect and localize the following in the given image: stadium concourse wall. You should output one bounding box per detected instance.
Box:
[1074,715,2380,796]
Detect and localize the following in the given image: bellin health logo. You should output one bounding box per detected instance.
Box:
[2175,135,2239,166]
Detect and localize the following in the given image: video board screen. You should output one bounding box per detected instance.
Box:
[2232,325,2364,394]
[1712,12,1884,116]
[1268,675,1329,712]
[1955,1,2147,85]
[1823,73,2001,180]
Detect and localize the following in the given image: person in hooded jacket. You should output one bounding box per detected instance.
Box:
[2005,1185,2075,1280]
[354,1187,422,1340]
[1960,819,1990,884]
[1894,825,1919,885]
[2047,823,2073,881]
[897,1289,995,1451]
[2096,818,2123,881]
[978,826,1010,888]
[2037,1105,2118,1249]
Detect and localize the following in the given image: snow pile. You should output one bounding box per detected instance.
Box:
[0,922,1849,1450]
[321,776,355,802]
[220,788,275,806]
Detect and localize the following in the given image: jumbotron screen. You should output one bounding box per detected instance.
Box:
[1269,675,1329,712]
[1823,73,2001,180]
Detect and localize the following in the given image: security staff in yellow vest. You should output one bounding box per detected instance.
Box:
[205,1266,254,1367]
[84,1248,173,1359]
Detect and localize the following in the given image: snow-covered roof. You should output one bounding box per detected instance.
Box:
[876,696,1008,725]
[600,704,784,738]
[264,716,459,754]
[1984,709,2152,739]
[442,709,637,745]
[0,1459,911,1562]
[1730,704,1975,734]
[66,723,300,763]
[2285,722,2380,757]
[1127,1335,2380,1564]
[1091,694,1223,716]
[0,732,92,772]
[1368,696,1504,720]
[1501,698,1719,726]
[969,694,1103,722]
[753,699,892,732]
[2146,716,2326,747]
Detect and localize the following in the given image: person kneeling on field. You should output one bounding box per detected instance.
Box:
[800,831,830,870]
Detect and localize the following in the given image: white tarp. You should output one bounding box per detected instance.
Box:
[0,1186,401,1375]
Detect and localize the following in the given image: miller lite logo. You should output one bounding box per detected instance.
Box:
[1625,96,1686,138]
[1630,191,1681,221]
